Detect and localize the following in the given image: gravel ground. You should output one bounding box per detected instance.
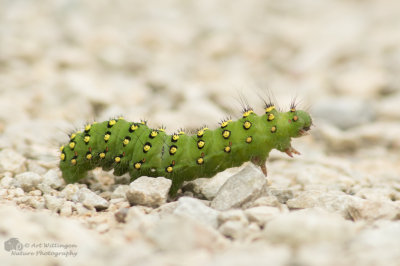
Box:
[1,1,400,265]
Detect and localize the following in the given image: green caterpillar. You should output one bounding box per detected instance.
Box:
[59,103,312,196]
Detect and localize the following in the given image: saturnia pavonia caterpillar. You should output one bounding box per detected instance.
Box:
[59,103,312,196]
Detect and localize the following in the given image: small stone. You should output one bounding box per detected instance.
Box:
[217,209,248,226]
[42,169,64,189]
[96,223,110,233]
[286,190,362,219]
[146,215,227,252]
[244,206,281,227]
[26,160,47,175]
[78,188,109,211]
[348,200,400,221]
[219,220,246,239]
[348,221,400,265]
[14,172,43,192]
[13,188,25,197]
[126,176,172,207]
[60,184,81,201]
[125,206,158,232]
[44,194,66,212]
[37,183,55,195]
[268,188,294,204]
[151,201,180,219]
[115,207,129,223]
[211,164,266,211]
[60,201,75,216]
[263,209,355,246]
[28,189,40,195]
[124,206,149,223]
[173,197,219,228]
[0,175,14,188]
[186,167,237,200]
[111,185,130,199]
[355,187,397,202]
[249,196,282,208]
[75,203,91,215]
[0,149,26,174]
[26,197,45,209]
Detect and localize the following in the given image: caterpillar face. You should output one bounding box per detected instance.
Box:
[279,110,312,138]
[59,104,312,196]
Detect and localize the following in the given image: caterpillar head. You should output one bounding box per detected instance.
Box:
[289,109,312,138]
[273,108,312,139]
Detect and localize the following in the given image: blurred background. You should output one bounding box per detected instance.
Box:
[0,0,399,162]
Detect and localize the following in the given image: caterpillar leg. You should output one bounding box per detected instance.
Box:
[251,156,267,176]
[284,146,301,157]
[260,163,267,176]
[168,179,184,197]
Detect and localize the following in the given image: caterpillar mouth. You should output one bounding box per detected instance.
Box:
[299,123,312,136]
[298,128,310,136]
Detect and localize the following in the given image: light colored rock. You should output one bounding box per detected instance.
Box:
[378,93,400,120]
[146,215,227,252]
[28,190,42,196]
[0,189,7,196]
[218,220,246,239]
[217,209,248,226]
[37,183,55,195]
[124,206,159,232]
[0,149,26,174]
[60,201,75,216]
[263,208,356,246]
[111,185,130,199]
[151,201,179,219]
[347,200,400,221]
[13,187,25,197]
[44,194,66,212]
[208,244,291,266]
[14,172,43,192]
[173,197,219,228]
[60,184,81,201]
[75,202,91,215]
[26,160,47,175]
[249,195,284,208]
[349,221,400,266]
[78,188,109,211]
[244,206,281,227]
[355,187,398,202]
[25,196,45,209]
[126,176,171,207]
[296,243,349,266]
[0,175,14,188]
[124,206,150,224]
[42,169,64,189]
[286,190,362,219]
[268,188,294,204]
[186,167,238,200]
[211,164,266,211]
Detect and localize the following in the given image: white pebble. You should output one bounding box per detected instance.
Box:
[14,172,43,192]
[126,176,172,208]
